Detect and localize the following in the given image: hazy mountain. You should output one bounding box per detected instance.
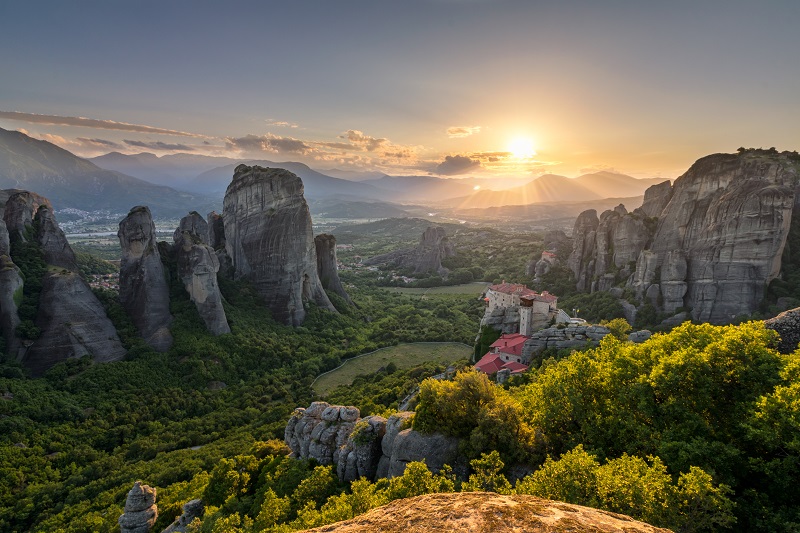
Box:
[89,152,237,189]
[360,174,496,203]
[574,171,669,198]
[307,199,411,219]
[444,172,666,209]
[0,127,217,216]
[320,168,389,181]
[191,160,385,199]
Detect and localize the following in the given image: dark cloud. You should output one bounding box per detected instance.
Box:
[124,140,195,151]
[435,154,482,175]
[77,137,122,148]
[339,130,388,151]
[225,134,311,154]
[0,111,205,137]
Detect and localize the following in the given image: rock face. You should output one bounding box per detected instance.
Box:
[522,325,611,360]
[162,499,203,533]
[364,226,455,276]
[568,150,800,323]
[174,213,230,335]
[300,492,672,533]
[118,206,173,351]
[285,404,459,483]
[315,234,352,305]
[119,481,158,533]
[765,307,800,354]
[2,193,125,375]
[24,271,127,376]
[222,165,336,326]
[0,217,23,359]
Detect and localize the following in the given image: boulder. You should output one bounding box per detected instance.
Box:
[284,402,358,466]
[387,428,460,478]
[118,206,173,351]
[628,330,652,343]
[364,226,455,277]
[765,307,800,354]
[337,415,387,482]
[223,165,336,326]
[119,481,158,533]
[161,499,203,533]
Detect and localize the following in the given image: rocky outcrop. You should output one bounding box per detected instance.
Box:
[119,481,158,533]
[35,206,77,270]
[2,191,50,241]
[315,234,352,305]
[207,211,225,250]
[480,306,521,334]
[161,499,203,533]
[23,271,126,376]
[364,226,456,276]
[300,492,672,533]
[765,307,800,354]
[522,325,611,358]
[223,165,336,326]
[1,192,125,375]
[568,151,800,324]
[0,218,23,359]
[286,404,460,483]
[174,213,230,335]
[285,402,360,467]
[118,206,173,351]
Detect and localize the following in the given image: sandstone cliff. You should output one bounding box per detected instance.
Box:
[222,165,336,326]
[300,492,672,533]
[568,150,800,323]
[119,206,173,351]
[174,213,230,335]
[364,226,455,276]
[314,233,352,305]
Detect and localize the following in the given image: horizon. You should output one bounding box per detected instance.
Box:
[2,1,799,183]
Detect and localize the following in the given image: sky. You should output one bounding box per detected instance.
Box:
[1,0,799,181]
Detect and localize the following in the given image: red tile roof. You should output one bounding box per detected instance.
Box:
[502,361,529,374]
[489,333,528,357]
[475,353,504,374]
[489,284,558,302]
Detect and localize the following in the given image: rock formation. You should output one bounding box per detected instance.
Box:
[174,213,230,335]
[0,192,126,375]
[23,271,127,376]
[119,481,158,533]
[315,233,353,305]
[0,219,23,359]
[364,226,456,276]
[222,165,336,326]
[206,211,225,250]
[285,403,461,483]
[765,307,800,354]
[568,150,800,323]
[522,325,612,360]
[300,492,672,533]
[162,499,203,533]
[118,206,173,351]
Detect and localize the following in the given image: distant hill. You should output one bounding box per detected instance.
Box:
[320,168,389,181]
[191,160,385,199]
[0,127,217,216]
[361,174,489,203]
[307,199,410,219]
[445,172,666,209]
[88,152,237,189]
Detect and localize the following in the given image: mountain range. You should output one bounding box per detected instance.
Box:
[0,128,670,217]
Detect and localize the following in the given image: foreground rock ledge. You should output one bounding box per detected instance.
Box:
[299,492,672,533]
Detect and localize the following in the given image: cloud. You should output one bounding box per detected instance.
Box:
[339,130,388,151]
[124,140,195,151]
[435,154,482,175]
[446,125,481,138]
[265,119,299,128]
[78,137,122,149]
[0,111,206,137]
[225,133,311,155]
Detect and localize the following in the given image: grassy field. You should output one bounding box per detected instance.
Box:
[383,282,489,296]
[314,342,473,396]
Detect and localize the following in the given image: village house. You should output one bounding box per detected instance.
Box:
[475,333,530,375]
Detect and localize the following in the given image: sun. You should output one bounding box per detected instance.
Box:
[507,137,536,159]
